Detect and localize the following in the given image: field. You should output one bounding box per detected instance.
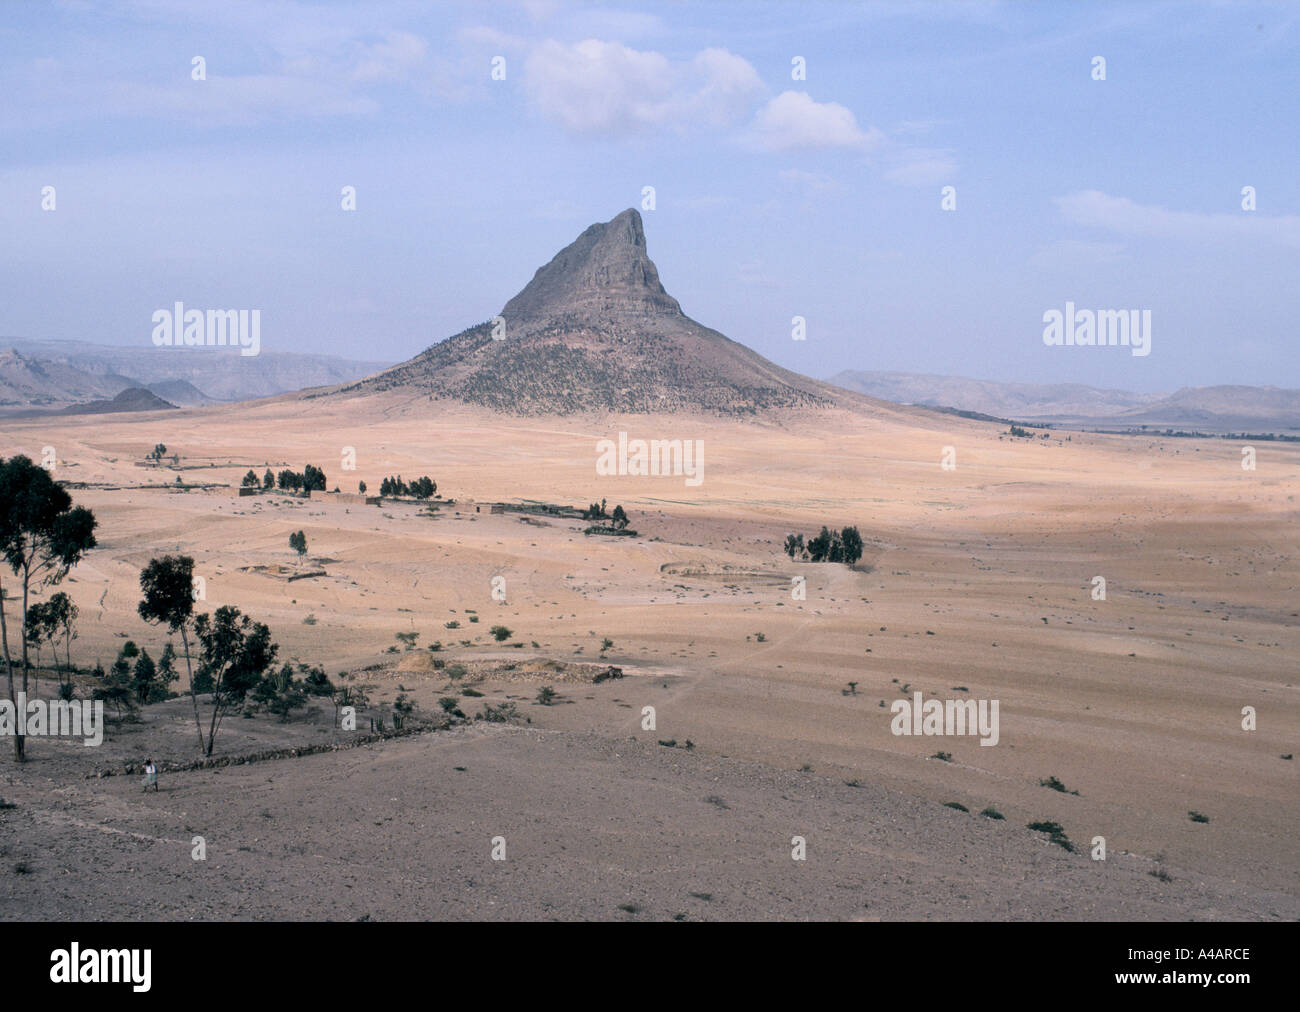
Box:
[2,393,1297,920]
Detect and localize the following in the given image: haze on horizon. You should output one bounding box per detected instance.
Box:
[2,0,1297,394]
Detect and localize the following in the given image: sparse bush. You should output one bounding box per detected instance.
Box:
[1027,820,1074,852]
[944,802,969,812]
[392,693,415,729]
[490,625,512,642]
[1189,811,1210,823]
[1039,775,1079,795]
[536,686,557,705]
[980,806,1005,820]
[477,700,520,723]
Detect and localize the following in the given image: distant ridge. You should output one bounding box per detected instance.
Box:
[338,209,842,415]
[829,370,1300,433]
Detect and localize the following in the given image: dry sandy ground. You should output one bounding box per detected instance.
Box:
[1,393,1296,920]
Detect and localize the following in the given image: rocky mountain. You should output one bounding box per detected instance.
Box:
[829,370,1300,433]
[338,209,840,415]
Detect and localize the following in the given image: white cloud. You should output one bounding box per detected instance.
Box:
[690,48,766,127]
[523,39,763,135]
[747,91,882,152]
[1056,190,1300,248]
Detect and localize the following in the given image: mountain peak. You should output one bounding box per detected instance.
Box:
[501,209,682,329]
[341,211,841,415]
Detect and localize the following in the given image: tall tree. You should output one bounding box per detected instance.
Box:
[0,456,97,761]
[44,591,78,698]
[193,605,277,756]
[138,555,205,752]
[840,526,864,566]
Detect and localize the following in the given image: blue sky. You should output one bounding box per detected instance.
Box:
[2,0,1297,392]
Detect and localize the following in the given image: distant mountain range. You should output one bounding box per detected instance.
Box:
[5,262,1291,432]
[827,370,1300,433]
[0,340,392,412]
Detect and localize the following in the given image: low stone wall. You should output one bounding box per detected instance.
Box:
[89,720,447,778]
[309,490,379,505]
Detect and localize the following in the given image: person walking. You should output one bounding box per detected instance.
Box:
[143,759,158,792]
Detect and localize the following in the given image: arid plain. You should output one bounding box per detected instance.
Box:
[1,390,1297,920]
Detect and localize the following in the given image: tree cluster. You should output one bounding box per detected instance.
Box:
[276,464,327,494]
[783,525,864,566]
[583,498,630,529]
[378,475,436,499]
